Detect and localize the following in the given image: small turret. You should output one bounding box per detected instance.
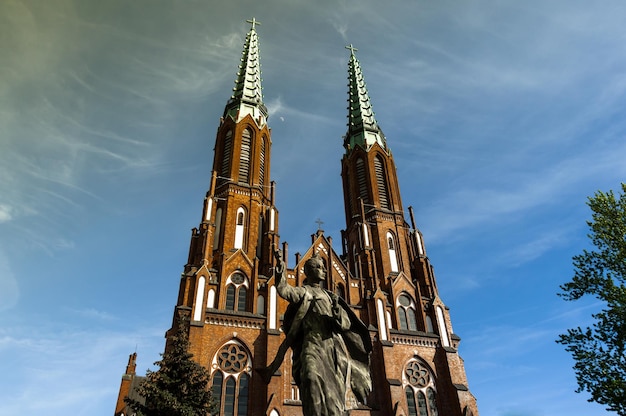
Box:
[125,352,137,376]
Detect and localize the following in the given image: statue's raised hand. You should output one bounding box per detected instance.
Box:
[274,249,285,274]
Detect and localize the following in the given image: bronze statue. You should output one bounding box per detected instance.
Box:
[260,249,372,416]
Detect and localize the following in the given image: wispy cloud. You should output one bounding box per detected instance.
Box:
[65,307,117,321]
[266,96,338,125]
[498,230,571,267]
[0,318,164,416]
[414,141,626,244]
[0,205,12,223]
[0,1,251,254]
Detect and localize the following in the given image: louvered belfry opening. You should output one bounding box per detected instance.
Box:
[356,158,369,204]
[220,130,233,185]
[239,128,252,183]
[374,155,389,209]
[259,137,265,188]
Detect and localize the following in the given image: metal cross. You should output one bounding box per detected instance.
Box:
[315,218,324,230]
[345,44,358,55]
[247,18,261,30]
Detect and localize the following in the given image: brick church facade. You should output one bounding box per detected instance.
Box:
[116,20,479,416]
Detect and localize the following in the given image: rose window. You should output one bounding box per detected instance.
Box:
[231,273,245,285]
[405,361,430,388]
[217,343,249,374]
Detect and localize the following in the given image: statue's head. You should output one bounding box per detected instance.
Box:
[304,254,326,284]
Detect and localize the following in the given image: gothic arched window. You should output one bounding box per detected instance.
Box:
[417,391,428,416]
[355,158,369,204]
[404,359,438,416]
[397,293,418,331]
[214,207,223,247]
[193,276,206,322]
[225,272,249,312]
[374,155,390,209]
[259,136,266,188]
[239,128,252,183]
[234,207,246,249]
[211,341,251,416]
[406,386,417,416]
[425,315,434,333]
[221,131,233,183]
[387,231,399,272]
[237,286,247,311]
[257,294,265,315]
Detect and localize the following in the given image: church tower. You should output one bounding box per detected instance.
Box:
[338,46,479,416]
[131,21,479,416]
[167,19,281,416]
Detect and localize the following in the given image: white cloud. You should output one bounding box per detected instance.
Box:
[0,1,253,254]
[0,319,164,416]
[499,231,570,267]
[415,141,626,243]
[0,205,12,223]
[67,307,117,321]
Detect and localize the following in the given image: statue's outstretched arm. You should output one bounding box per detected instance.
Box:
[273,249,304,303]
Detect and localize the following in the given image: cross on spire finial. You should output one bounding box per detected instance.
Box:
[315,218,324,231]
[247,17,261,31]
[345,44,358,56]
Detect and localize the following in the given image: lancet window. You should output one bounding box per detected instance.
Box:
[355,158,369,204]
[259,136,266,188]
[214,207,223,247]
[404,359,438,416]
[239,128,252,183]
[234,207,246,250]
[387,231,399,272]
[397,293,418,331]
[211,340,251,416]
[374,155,390,209]
[225,272,249,312]
[220,131,233,183]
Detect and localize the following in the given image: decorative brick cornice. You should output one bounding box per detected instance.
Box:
[389,329,439,348]
[365,210,404,223]
[215,184,266,200]
[205,309,265,329]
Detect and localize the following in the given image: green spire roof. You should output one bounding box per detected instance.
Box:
[224,18,268,126]
[344,45,387,152]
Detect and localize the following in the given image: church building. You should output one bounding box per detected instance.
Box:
[116,20,479,416]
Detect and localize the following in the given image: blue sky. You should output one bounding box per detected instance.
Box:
[1,1,625,415]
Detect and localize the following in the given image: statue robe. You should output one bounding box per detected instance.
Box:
[281,285,372,416]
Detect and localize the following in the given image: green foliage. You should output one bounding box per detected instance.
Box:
[125,316,216,416]
[558,183,626,415]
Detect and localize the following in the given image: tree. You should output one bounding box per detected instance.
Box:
[558,183,626,415]
[125,315,216,416]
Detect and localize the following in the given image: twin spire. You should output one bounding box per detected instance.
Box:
[224,18,268,126]
[226,20,386,152]
[344,44,387,153]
